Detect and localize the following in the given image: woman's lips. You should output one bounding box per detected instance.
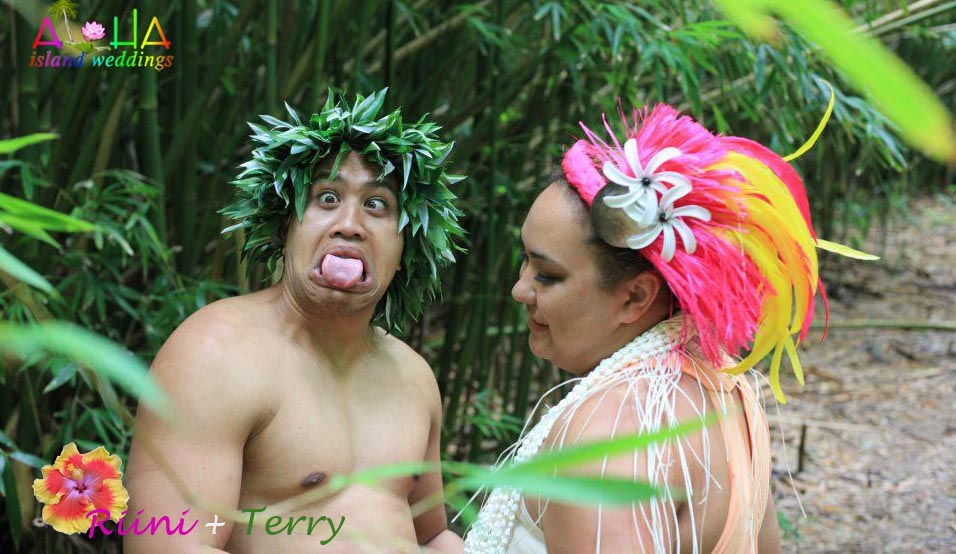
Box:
[527,317,548,334]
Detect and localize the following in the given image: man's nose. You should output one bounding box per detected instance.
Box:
[329,200,367,240]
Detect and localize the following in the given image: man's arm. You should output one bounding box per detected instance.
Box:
[407,357,462,554]
[124,310,264,554]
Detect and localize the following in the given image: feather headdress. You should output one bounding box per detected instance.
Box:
[562,102,874,402]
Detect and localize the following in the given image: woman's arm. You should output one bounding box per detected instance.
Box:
[758,492,783,553]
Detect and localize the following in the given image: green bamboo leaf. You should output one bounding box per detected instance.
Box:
[438,417,713,507]
[0,429,15,450]
[43,362,79,394]
[0,322,169,414]
[8,451,47,469]
[341,461,438,487]
[0,245,54,294]
[0,192,96,232]
[0,213,60,247]
[461,472,662,506]
[0,133,58,155]
[2,457,21,548]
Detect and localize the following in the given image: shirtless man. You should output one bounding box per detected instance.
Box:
[125,90,465,554]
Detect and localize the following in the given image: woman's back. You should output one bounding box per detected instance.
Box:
[526,363,775,553]
[464,319,780,554]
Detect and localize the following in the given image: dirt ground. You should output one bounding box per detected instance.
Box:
[769,195,956,553]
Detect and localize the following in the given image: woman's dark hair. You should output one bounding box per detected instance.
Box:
[551,170,658,291]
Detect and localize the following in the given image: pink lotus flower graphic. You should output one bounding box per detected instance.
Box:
[81,21,105,41]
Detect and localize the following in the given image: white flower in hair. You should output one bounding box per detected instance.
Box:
[601,138,691,226]
[626,182,711,261]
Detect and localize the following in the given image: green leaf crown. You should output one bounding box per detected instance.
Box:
[221,88,466,334]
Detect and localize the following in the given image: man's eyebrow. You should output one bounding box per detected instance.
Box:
[311,171,396,191]
[366,179,396,191]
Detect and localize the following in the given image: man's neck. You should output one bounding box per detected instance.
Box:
[270,284,379,372]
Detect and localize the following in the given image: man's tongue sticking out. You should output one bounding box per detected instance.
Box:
[322,254,365,289]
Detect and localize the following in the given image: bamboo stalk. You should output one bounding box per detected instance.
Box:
[195,100,246,273]
[464,0,507,461]
[139,69,166,237]
[861,0,945,31]
[66,71,133,187]
[436,259,469,398]
[383,0,395,97]
[177,0,200,275]
[13,10,41,170]
[351,0,376,92]
[311,0,331,98]
[91,80,129,180]
[366,0,494,76]
[871,0,956,37]
[266,0,278,112]
[161,0,261,177]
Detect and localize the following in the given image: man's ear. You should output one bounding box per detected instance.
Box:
[619,271,663,325]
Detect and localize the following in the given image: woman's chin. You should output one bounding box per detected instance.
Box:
[527,335,557,365]
[527,334,545,357]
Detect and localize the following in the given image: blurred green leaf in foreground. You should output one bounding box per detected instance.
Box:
[715,0,956,162]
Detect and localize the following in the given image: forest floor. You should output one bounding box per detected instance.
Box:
[770,193,956,553]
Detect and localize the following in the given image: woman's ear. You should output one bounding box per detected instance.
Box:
[619,271,664,324]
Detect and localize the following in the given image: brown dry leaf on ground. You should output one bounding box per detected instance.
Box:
[769,195,956,553]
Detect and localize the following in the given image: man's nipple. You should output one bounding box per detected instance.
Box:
[300,471,328,488]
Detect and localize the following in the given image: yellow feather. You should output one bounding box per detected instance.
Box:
[769,342,788,404]
[816,238,880,260]
[710,152,819,403]
[783,81,836,162]
[784,335,805,386]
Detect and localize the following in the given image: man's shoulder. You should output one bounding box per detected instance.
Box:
[152,294,270,382]
[138,294,273,442]
[375,329,439,391]
[170,293,266,346]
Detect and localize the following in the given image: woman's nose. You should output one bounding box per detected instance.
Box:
[512,267,534,305]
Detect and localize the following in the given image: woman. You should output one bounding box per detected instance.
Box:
[462,104,862,553]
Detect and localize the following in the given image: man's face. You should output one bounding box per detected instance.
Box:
[282,150,403,316]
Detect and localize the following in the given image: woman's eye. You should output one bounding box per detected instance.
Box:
[317,191,338,204]
[365,197,387,210]
[534,274,558,284]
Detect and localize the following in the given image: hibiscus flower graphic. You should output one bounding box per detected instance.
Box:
[32,443,129,535]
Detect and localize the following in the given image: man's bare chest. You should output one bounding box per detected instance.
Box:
[237,365,432,504]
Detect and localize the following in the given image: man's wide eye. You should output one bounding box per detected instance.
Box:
[317,191,338,204]
[365,197,386,210]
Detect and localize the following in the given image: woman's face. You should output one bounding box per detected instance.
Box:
[512,183,634,373]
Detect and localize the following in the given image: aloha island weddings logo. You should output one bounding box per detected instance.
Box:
[30,1,173,71]
[32,443,344,544]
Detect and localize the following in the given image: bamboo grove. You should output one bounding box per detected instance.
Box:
[1,1,955,551]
